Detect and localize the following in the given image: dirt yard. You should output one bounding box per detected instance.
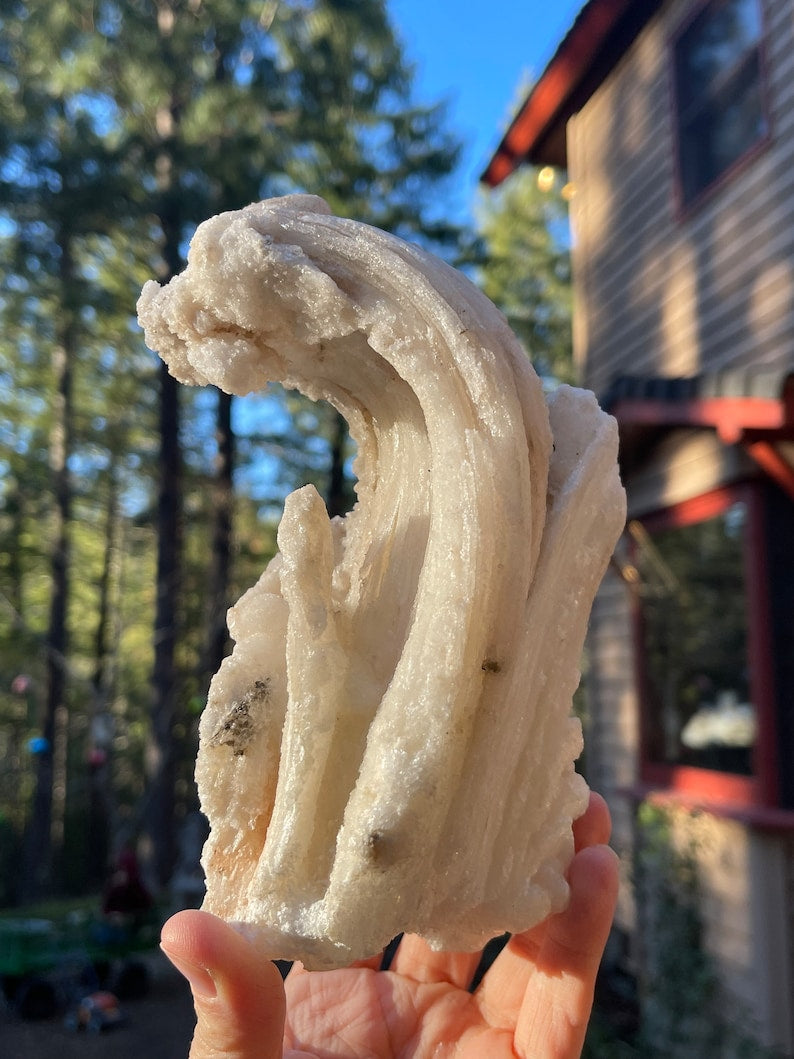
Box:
[0,949,196,1058]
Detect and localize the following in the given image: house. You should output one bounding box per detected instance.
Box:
[484,0,794,1052]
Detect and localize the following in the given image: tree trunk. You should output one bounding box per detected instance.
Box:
[4,468,24,616]
[144,360,182,889]
[203,389,235,683]
[22,235,75,900]
[87,466,121,889]
[93,466,120,696]
[142,11,186,888]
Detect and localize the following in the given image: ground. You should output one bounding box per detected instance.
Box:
[0,949,196,1058]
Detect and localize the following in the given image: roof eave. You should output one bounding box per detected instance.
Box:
[482,0,661,186]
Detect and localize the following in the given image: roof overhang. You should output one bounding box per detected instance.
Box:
[482,0,663,186]
[604,371,794,499]
[609,394,793,444]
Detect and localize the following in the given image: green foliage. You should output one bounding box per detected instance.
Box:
[476,168,573,382]
[0,0,462,900]
[584,804,781,1057]
[630,804,777,1058]
[633,803,717,1056]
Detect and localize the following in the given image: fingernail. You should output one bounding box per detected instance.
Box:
[160,944,217,998]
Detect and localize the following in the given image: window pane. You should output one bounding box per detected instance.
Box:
[677,0,762,101]
[674,0,765,205]
[679,54,765,204]
[638,502,754,775]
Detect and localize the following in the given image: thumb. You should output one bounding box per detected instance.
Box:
[161,909,286,1059]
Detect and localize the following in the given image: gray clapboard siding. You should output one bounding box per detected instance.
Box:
[568,0,794,397]
[568,1,794,1048]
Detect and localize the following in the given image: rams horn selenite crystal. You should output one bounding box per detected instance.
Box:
[137,195,625,969]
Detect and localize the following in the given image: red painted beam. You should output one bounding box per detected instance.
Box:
[611,395,792,442]
[745,440,794,501]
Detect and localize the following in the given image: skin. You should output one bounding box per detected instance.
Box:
[161,792,619,1059]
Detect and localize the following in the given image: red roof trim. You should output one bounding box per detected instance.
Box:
[482,0,647,186]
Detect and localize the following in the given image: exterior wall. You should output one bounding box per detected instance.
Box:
[583,552,638,933]
[584,430,756,934]
[625,428,756,517]
[658,807,794,1051]
[568,0,794,395]
[564,0,794,1051]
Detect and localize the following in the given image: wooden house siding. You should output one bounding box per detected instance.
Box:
[663,810,794,1049]
[568,0,794,399]
[560,6,794,1047]
[486,1,794,1049]
[638,807,794,1045]
[583,556,638,931]
[624,429,756,517]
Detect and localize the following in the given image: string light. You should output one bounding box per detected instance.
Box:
[537,166,555,192]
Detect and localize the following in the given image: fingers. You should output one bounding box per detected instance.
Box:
[474,837,619,1057]
[161,909,286,1059]
[387,932,484,990]
[389,792,613,994]
[527,844,619,978]
[514,844,620,1058]
[572,790,612,852]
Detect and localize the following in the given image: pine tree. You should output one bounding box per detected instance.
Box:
[0,1,143,896]
[95,0,460,887]
[477,167,573,383]
[1,0,461,893]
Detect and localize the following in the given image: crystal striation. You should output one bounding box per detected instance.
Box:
[137,195,626,969]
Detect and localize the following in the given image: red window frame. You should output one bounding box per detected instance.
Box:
[632,481,779,809]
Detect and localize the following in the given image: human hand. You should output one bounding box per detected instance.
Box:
[161,791,618,1059]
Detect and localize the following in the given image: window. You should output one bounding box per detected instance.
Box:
[673,0,767,208]
[631,480,794,810]
[635,493,753,778]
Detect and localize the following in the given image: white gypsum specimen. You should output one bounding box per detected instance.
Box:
[137,194,626,969]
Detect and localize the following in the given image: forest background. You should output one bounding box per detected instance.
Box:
[0,0,572,905]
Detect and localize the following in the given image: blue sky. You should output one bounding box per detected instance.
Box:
[388,0,584,219]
